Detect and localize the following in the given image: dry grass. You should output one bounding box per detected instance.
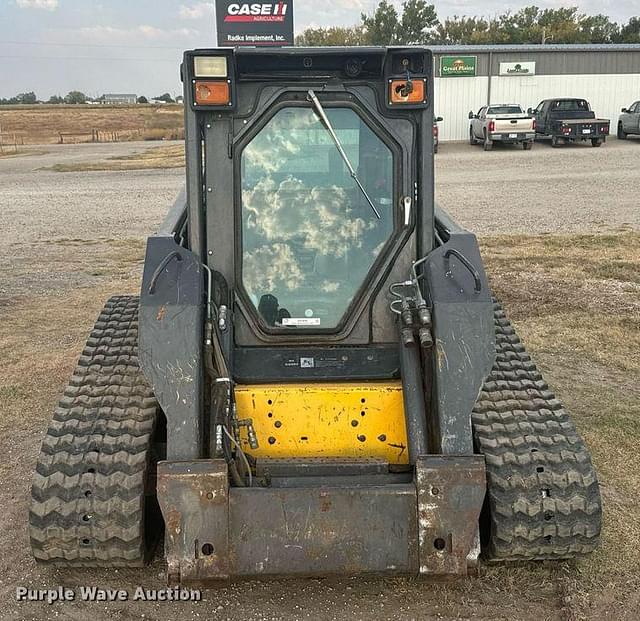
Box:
[0,232,638,619]
[0,146,48,159]
[45,144,185,172]
[0,104,184,145]
[481,232,640,619]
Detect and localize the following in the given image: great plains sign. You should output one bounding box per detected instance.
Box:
[216,1,294,47]
[440,56,477,77]
[499,61,536,76]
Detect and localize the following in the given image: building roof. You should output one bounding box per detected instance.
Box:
[102,93,137,98]
[430,44,640,54]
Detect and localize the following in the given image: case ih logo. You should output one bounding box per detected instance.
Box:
[216,0,294,46]
[225,2,289,22]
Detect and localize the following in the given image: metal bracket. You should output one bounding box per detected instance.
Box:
[157,460,229,584]
[415,455,486,575]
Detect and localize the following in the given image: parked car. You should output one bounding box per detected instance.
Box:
[468,104,535,151]
[433,115,443,153]
[530,98,609,147]
[618,101,640,139]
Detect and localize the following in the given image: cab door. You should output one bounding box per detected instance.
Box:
[631,102,640,132]
[534,101,547,134]
[472,107,485,139]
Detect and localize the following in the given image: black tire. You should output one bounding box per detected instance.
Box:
[551,135,561,148]
[30,296,162,567]
[617,123,627,140]
[523,141,532,150]
[591,138,602,147]
[469,127,478,146]
[483,131,493,151]
[473,301,602,561]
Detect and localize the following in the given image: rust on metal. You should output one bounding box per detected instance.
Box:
[415,455,486,576]
[157,459,229,584]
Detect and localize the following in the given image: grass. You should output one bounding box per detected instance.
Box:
[0,231,638,619]
[480,232,640,619]
[0,146,48,159]
[45,144,185,172]
[0,104,184,145]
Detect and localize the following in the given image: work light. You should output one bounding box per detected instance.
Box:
[194,56,228,78]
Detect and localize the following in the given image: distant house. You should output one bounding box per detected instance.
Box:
[100,93,137,105]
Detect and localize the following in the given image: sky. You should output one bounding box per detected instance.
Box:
[0,0,638,100]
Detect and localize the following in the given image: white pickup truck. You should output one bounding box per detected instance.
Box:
[468,104,535,151]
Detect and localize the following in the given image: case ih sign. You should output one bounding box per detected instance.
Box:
[216,1,294,47]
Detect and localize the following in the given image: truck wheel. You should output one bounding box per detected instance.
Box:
[483,132,493,151]
[591,138,602,148]
[523,141,532,150]
[469,127,478,145]
[551,135,561,148]
[617,123,627,140]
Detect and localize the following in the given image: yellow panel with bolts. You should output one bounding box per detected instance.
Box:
[234,382,410,465]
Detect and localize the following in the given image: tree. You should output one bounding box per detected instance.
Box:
[65,90,87,104]
[297,3,638,47]
[47,95,64,104]
[298,0,439,46]
[620,17,640,43]
[433,16,503,45]
[14,92,37,104]
[361,0,399,45]
[537,7,584,43]
[153,92,174,103]
[579,14,619,43]
[296,26,365,46]
[399,0,438,44]
[137,95,149,104]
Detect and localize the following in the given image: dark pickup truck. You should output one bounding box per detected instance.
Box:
[529,98,609,147]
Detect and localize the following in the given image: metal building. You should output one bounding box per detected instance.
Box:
[100,93,138,105]
[431,44,640,141]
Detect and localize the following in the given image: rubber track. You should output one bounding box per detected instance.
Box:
[29,296,158,566]
[472,300,602,561]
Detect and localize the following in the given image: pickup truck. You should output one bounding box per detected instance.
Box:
[530,98,609,147]
[618,100,640,139]
[468,104,535,151]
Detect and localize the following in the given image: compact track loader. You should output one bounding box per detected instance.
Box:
[30,47,602,583]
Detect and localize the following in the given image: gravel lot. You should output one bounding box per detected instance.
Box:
[437,137,640,235]
[0,138,638,621]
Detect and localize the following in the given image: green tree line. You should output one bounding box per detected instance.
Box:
[0,91,88,105]
[0,92,176,106]
[296,2,640,46]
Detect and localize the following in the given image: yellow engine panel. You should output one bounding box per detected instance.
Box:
[235,382,409,465]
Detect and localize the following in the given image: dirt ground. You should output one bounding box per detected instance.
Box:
[0,139,639,620]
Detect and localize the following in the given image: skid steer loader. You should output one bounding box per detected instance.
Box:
[30,47,602,583]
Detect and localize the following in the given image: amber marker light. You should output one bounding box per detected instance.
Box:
[389,78,427,105]
[194,81,231,106]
